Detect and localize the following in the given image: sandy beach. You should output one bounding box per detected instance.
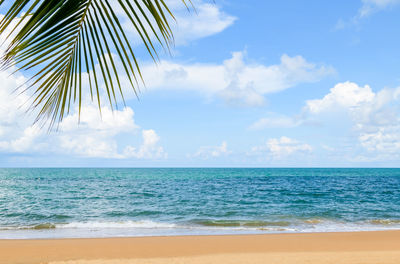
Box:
[1,230,400,264]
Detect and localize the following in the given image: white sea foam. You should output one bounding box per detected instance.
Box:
[56,220,177,229]
[1,219,400,239]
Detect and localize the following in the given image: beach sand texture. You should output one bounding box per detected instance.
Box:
[1,231,400,264]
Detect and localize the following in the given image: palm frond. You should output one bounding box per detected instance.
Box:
[0,0,192,127]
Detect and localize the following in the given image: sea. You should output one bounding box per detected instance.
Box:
[0,168,400,239]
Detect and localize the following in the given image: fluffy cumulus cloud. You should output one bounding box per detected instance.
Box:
[123,129,166,159]
[0,124,42,154]
[303,81,400,128]
[304,81,375,114]
[140,51,335,106]
[0,69,166,160]
[249,81,400,163]
[0,98,166,160]
[0,17,44,154]
[0,3,235,162]
[304,82,400,161]
[359,129,400,154]
[192,141,231,159]
[249,136,312,160]
[56,106,166,159]
[0,14,168,161]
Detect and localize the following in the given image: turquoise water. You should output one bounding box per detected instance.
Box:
[1,168,400,238]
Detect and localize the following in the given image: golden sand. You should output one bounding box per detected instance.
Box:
[1,231,400,264]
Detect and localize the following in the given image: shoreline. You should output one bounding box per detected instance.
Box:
[2,220,400,240]
[1,228,400,240]
[1,230,400,264]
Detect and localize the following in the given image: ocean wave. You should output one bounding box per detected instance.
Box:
[193,220,291,227]
[56,220,177,229]
[2,218,400,234]
[32,223,56,230]
[303,219,324,224]
[0,220,177,231]
[0,223,57,230]
[105,210,161,217]
[369,219,400,225]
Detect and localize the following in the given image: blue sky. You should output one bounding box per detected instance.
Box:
[1,0,400,167]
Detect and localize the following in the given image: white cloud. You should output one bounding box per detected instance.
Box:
[0,100,166,159]
[305,81,375,114]
[250,136,312,160]
[56,105,138,159]
[359,128,400,153]
[0,15,46,154]
[303,81,400,161]
[59,133,120,159]
[60,106,138,134]
[123,129,166,159]
[140,52,335,106]
[171,1,236,45]
[0,67,165,160]
[248,81,400,163]
[0,15,167,160]
[249,115,302,130]
[0,66,43,154]
[0,125,42,153]
[359,0,400,17]
[252,82,396,128]
[193,141,231,159]
[304,81,400,128]
[118,0,236,46]
[336,0,400,30]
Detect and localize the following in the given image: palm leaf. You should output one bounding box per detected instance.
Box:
[0,0,192,127]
